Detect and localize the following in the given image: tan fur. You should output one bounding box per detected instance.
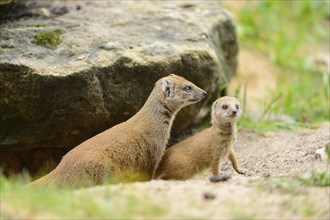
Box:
[28,74,206,188]
[155,96,245,180]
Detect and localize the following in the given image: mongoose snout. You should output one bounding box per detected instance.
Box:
[188,89,207,102]
[155,96,245,180]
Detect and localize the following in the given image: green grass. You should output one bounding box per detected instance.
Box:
[285,197,317,218]
[229,208,256,220]
[238,1,329,66]
[230,0,330,132]
[67,50,76,57]
[259,174,328,217]
[326,143,330,157]
[0,174,166,219]
[28,23,46,28]
[300,171,330,187]
[260,169,329,195]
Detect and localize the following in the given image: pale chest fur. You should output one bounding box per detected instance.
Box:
[209,125,236,160]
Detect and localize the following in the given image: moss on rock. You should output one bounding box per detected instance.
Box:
[33,29,64,48]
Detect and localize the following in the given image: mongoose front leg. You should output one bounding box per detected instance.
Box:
[210,157,221,176]
[228,149,245,175]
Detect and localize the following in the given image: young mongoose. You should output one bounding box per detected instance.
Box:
[155,96,245,180]
[28,74,207,188]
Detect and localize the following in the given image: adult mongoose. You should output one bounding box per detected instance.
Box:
[155,96,245,180]
[28,74,207,188]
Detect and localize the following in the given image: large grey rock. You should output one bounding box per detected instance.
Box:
[0,0,14,7]
[0,0,238,175]
[0,0,68,21]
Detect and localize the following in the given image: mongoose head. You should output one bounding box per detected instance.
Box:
[211,96,242,124]
[160,74,207,110]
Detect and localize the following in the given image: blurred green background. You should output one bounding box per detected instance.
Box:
[224,0,329,132]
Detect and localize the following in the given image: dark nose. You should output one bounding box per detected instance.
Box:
[202,91,207,97]
[232,110,237,115]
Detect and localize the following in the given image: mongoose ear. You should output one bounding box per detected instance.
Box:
[162,78,172,98]
[211,100,220,124]
[212,100,219,112]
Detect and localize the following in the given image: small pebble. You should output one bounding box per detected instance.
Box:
[307,53,330,69]
[180,3,195,9]
[262,173,271,177]
[203,192,216,200]
[200,33,208,39]
[53,5,69,15]
[99,42,120,51]
[31,8,51,17]
[315,147,329,161]
[77,55,85,60]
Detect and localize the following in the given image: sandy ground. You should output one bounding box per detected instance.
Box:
[80,122,330,219]
[2,124,328,219]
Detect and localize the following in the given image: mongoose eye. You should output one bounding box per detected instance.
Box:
[183,86,192,92]
[236,105,240,110]
[222,105,228,110]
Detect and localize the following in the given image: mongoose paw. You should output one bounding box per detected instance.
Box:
[209,175,231,183]
[236,169,247,175]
